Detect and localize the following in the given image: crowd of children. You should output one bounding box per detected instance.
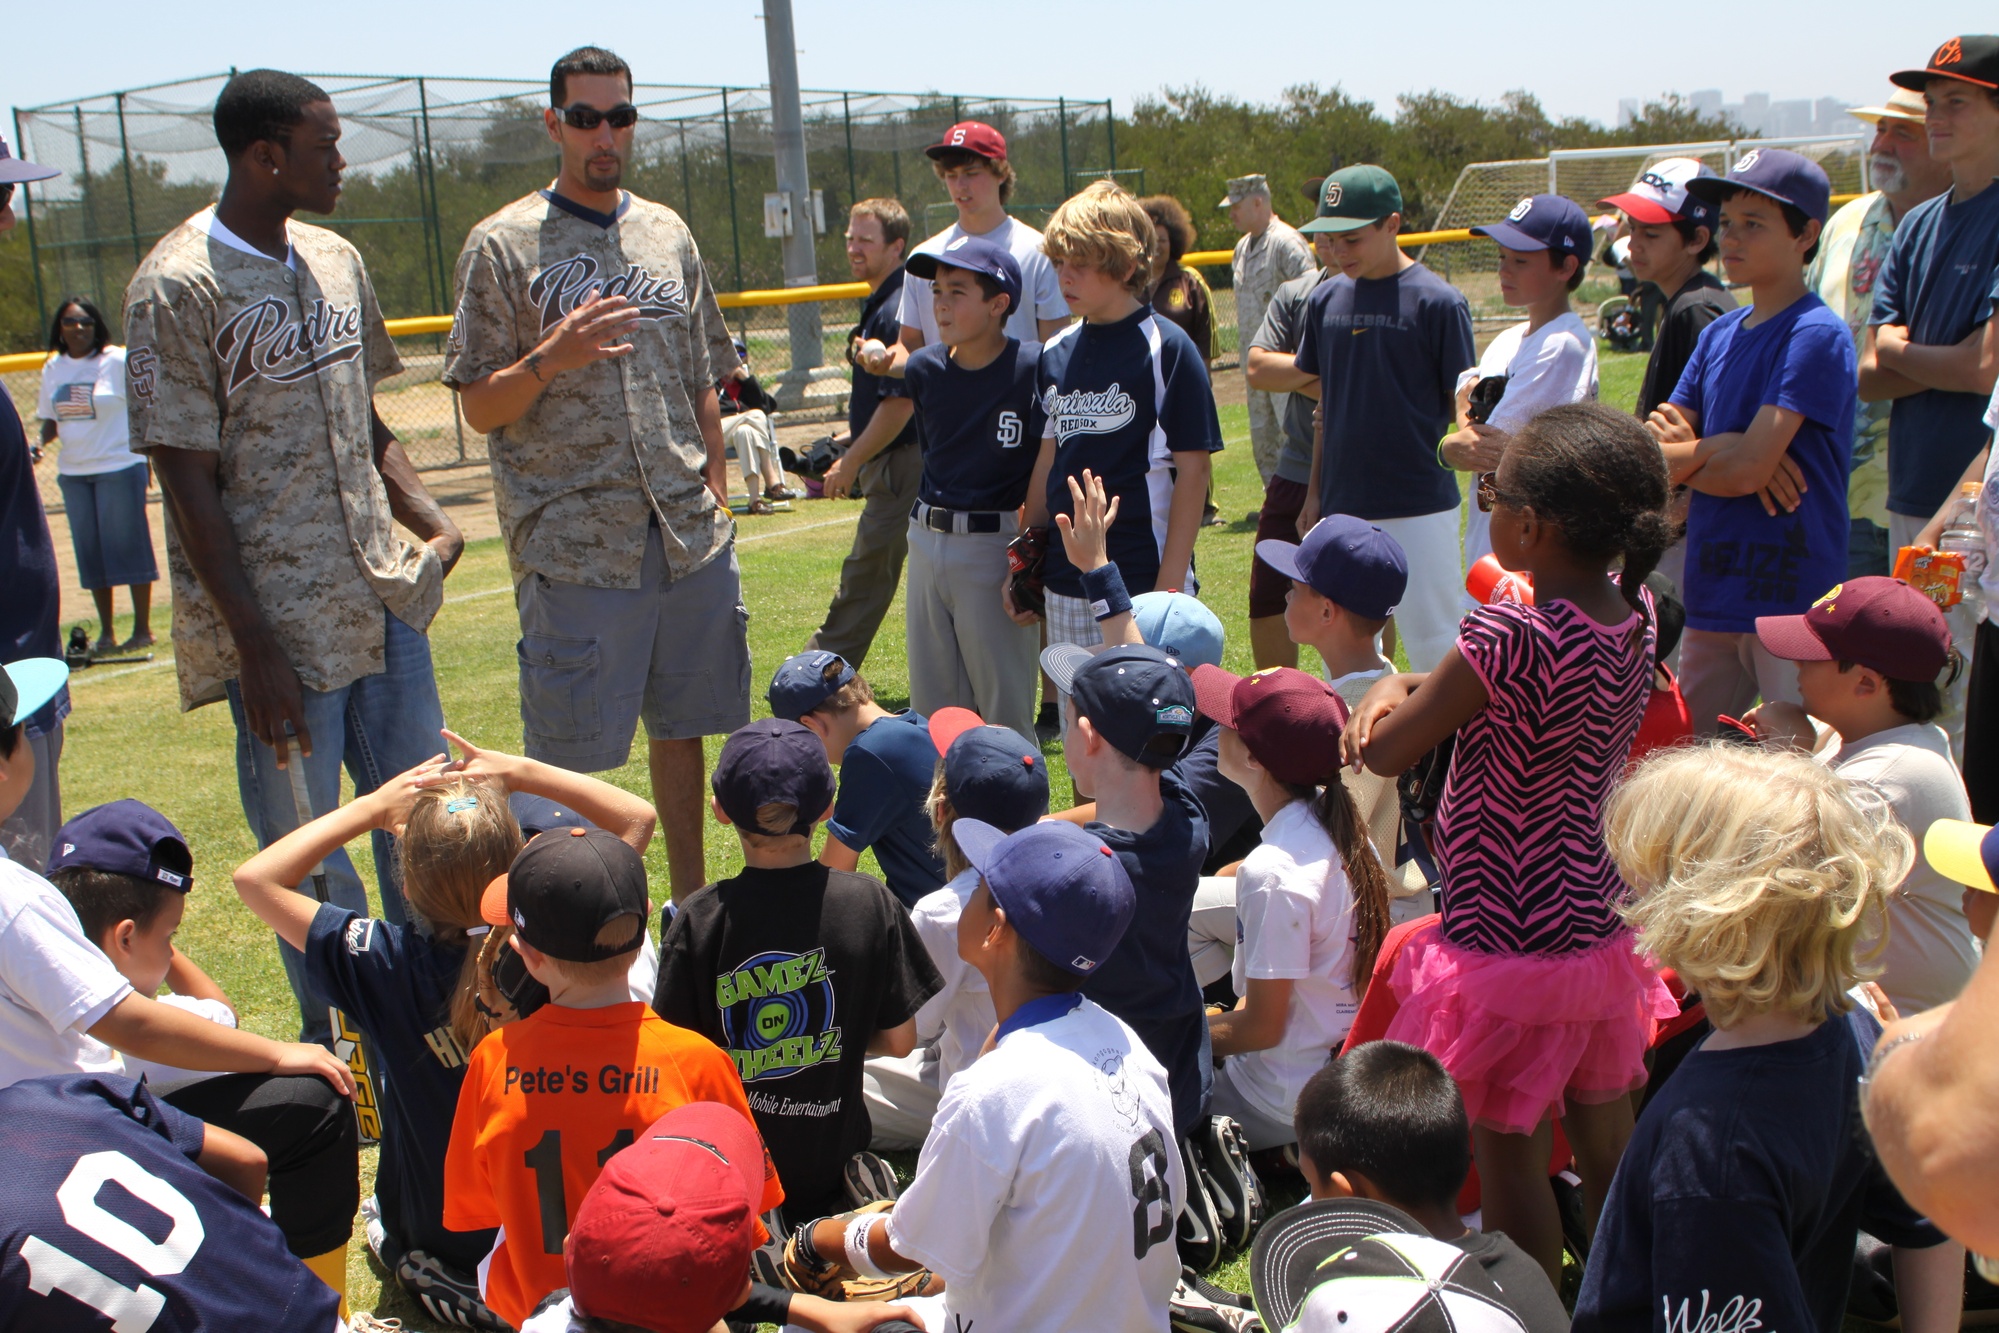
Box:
[6,34,1999,1333]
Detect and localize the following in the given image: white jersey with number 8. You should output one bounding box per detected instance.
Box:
[886,995,1183,1333]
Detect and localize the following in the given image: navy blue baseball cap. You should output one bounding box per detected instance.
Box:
[930,707,1050,831]
[767,650,855,722]
[712,719,836,838]
[1040,643,1197,768]
[47,800,194,889]
[1686,147,1832,225]
[1132,593,1225,670]
[1257,515,1409,619]
[906,234,1022,318]
[1472,194,1593,260]
[953,817,1135,976]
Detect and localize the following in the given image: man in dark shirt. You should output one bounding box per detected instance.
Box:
[808,198,921,669]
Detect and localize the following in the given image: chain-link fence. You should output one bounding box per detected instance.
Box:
[8,73,1113,348]
[1414,132,1870,315]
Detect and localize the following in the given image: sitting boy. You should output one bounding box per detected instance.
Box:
[521,1102,919,1333]
[1747,576,1979,1015]
[784,818,1184,1333]
[771,650,947,908]
[1258,515,1432,918]
[653,718,939,1224]
[444,827,782,1328]
[866,707,1048,1150]
[0,1074,353,1332]
[900,236,1046,740]
[35,795,360,1309]
[1580,744,1957,1333]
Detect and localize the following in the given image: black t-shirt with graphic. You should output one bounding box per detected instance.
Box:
[653,862,941,1217]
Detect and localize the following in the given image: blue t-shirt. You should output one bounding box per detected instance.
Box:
[1293,262,1474,521]
[304,905,494,1273]
[1873,181,1999,518]
[904,338,1044,512]
[1574,1019,1939,1333]
[0,1074,342,1332]
[1083,770,1212,1137]
[1669,296,1856,632]
[1036,306,1225,598]
[827,711,948,909]
[848,268,916,449]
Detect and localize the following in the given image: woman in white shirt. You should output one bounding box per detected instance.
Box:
[36,296,155,655]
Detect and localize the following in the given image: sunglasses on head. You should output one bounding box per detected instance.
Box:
[556,102,639,131]
[1475,473,1525,514]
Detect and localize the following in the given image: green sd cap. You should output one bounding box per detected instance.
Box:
[1300,165,1404,234]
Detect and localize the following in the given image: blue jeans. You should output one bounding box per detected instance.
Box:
[1848,518,1891,578]
[226,609,444,1043]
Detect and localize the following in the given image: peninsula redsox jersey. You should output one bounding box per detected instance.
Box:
[441,1001,780,1328]
[444,191,742,589]
[123,209,443,711]
[0,1074,340,1332]
[1036,306,1224,598]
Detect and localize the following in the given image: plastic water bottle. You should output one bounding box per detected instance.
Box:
[1937,481,1984,764]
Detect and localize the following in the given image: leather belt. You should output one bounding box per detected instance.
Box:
[912,501,1004,534]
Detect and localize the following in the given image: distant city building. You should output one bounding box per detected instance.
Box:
[1617,88,1866,139]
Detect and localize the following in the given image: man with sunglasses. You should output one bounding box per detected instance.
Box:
[446,46,747,902]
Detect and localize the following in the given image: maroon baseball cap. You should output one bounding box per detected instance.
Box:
[1190,665,1350,786]
[1754,577,1951,683]
[566,1102,768,1332]
[926,121,1007,161]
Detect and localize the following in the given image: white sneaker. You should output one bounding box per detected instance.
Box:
[359,1194,389,1268]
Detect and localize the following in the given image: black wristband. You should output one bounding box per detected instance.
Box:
[1080,563,1133,622]
[789,1218,827,1268]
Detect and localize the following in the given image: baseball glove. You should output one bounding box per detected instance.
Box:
[780,1201,941,1302]
[1006,525,1049,617]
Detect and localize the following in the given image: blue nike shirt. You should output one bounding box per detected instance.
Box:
[0,1074,341,1332]
[904,338,1044,512]
[1036,306,1224,598]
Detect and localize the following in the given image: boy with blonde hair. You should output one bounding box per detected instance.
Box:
[1577,744,1958,1333]
[1015,181,1224,655]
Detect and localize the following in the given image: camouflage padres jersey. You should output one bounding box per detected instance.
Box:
[443,190,740,588]
[1230,216,1314,350]
[123,208,443,712]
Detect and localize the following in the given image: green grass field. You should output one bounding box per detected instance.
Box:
[49,351,1648,1325]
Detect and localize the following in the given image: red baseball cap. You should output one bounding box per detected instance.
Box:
[565,1102,767,1332]
[926,121,1007,162]
[1190,665,1350,786]
[1753,577,1952,683]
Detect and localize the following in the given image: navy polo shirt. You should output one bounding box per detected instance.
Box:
[904,338,1044,511]
[1037,306,1224,598]
[826,710,948,909]
[1293,261,1474,521]
[850,268,916,449]
[1872,181,1999,518]
[1668,295,1855,632]
[0,393,68,734]
[304,905,495,1273]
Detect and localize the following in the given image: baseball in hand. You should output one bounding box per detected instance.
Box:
[858,338,888,372]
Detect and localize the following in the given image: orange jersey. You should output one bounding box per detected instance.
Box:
[442,1001,782,1326]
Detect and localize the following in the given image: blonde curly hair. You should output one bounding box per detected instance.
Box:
[1043,179,1156,298]
[1606,742,1909,1030]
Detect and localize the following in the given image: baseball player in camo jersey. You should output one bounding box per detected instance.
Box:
[446,46,747,901]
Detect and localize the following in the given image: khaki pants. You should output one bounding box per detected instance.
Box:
[1245,383,1285,486]
[806,443,923,669]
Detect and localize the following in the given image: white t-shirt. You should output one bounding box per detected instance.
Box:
[887,996,1183,1333]
[516,1294,584,1333]
[36,347,141,476]
[119,994,238,1092]
[0,848,131,1089]
[1220,801,1361,1125]
[1825,722,1979,1014]
[1456,312,1599,568]
[904,869,996,1093]
[898,215,1068,347]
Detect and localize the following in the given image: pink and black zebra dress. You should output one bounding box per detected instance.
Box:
[1384,594,1679,1134]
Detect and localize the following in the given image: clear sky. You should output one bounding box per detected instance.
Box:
[5,1,1989,126]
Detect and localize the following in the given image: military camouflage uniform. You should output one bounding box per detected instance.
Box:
[445,190,751,768]
[124,208,447,1041]
[1232,216,1314,484]
[124,212,442,712]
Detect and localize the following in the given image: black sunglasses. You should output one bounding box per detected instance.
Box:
[1475,473,1525,514]
[0,182,13,213]
[555,102,639,131]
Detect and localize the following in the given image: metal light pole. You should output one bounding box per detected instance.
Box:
[763,0,822,399]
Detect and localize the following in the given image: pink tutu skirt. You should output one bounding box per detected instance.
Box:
[1383,930,1679,1136]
